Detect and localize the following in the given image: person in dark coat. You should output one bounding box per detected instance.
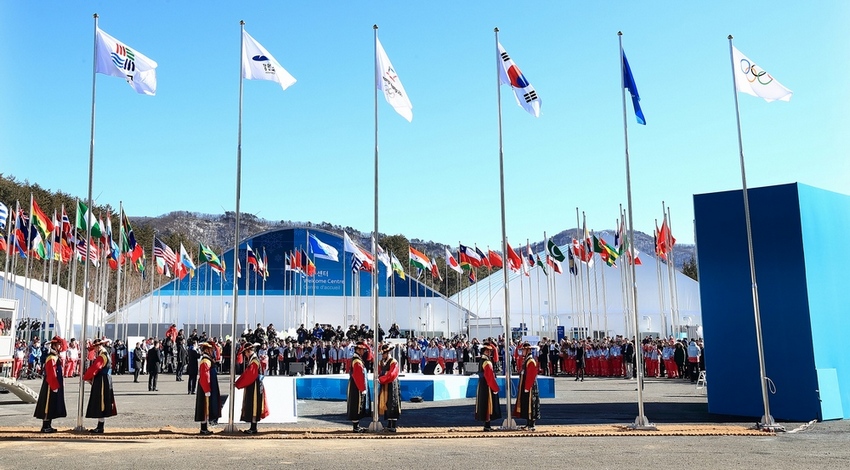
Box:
[34,336,67,433]
[474,343,501,431]
[175,339,187,381]
[83,338,117,433]
[377,343,401,432]
[574,339,587,382]
[132,342,143,383]
[346,341,371,433]
[513,342,540,431]
[146,340,163,391]
[194,342,222,435]
[234,342,268,434]
[186,341,201,394]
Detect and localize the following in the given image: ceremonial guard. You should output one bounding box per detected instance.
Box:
[34,336,67,433]
[377,343,401,432]
[513,342,540,431]
[83,339,117,433]
[346,341,371,432]
[234,342,268,434]
[195,342,222,435]
[474,343,500,431]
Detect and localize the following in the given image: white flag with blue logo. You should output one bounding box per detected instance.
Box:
[309,233,339,262]
[95,28,157,95]
[242,30,296,91]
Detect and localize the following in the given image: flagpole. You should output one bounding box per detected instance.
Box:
[224,20,246,434]
[668,207,682,338]
[494,27,516,429]
[618,31,654,430]
[654,219,667,339]
[368,24,383,432]
[727,35,780,432]
[73,13,100,432]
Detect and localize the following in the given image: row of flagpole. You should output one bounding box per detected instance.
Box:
[3,13,792,433]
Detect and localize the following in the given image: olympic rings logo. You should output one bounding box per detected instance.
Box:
[739,59,774,86]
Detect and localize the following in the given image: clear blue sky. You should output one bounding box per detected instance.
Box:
[2,1,847,248]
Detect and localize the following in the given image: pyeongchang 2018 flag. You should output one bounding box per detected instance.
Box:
[498,42,541,117]
[95,28,157,95]
[242,30,296,91]
[732,46,792,102]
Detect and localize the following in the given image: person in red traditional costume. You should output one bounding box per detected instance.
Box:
[346,341,371,433]
[194,341,222,435]
[474,342,501,431]
[513,342,540,431]
[83,338,117,433]
[34,336,68,433]
[377,343,401,432]
[234,342,268,434]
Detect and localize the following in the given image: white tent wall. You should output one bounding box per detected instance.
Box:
[108,292,471,340]
[450,259,701,339]
[1,274,107,340]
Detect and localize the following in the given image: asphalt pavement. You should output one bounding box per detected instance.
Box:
[1,370,848,469]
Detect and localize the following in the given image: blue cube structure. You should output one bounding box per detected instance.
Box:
[693,183,850,421]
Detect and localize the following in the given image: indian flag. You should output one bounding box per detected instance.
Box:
[408,246,431,271]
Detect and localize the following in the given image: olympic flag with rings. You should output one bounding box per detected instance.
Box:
[497,41,541,117]
[732,46,792,103]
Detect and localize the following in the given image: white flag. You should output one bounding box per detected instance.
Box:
[95,28,157,95]
[242,30,296,91]
[375,36,413,122]
[0,201,8,230]
[732,46,792,102]
[498,42,541,117]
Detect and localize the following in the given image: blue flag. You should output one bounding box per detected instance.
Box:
[622,51,646,125]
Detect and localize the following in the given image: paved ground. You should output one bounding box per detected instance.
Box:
[1,371,848,468]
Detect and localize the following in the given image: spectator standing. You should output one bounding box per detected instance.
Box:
[146,340,163,391]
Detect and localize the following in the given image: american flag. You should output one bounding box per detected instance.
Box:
[153,237,177,268]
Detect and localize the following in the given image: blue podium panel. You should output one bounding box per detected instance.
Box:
[292,374,555,401]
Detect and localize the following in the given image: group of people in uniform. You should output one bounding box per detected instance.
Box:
[32,335,542,435]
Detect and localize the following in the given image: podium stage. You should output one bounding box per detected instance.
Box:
[294,373,555,401]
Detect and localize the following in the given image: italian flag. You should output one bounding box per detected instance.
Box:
[408,246,431,271]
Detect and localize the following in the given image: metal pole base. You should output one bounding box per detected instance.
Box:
[368,420,384,432]
[222,423,240,433]
[757,415,785,432]
[628,415,657,430]
[72,425,87,433]
[501,417,517,430]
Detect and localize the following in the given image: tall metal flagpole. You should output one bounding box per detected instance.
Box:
[727,35,781,432]
[224,20,246,434]
[618,32,654,430]
[75,13,99,432]
[369,24,383,433]
[494,27,516,429]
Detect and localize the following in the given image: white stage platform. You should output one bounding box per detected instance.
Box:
[222,376,298,424]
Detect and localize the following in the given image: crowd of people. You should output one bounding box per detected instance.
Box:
[18,321,704,435]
